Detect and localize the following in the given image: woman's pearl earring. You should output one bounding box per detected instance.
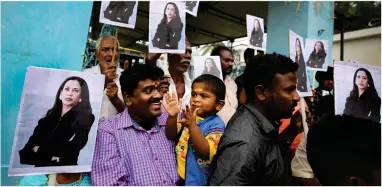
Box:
[79,98,82,102]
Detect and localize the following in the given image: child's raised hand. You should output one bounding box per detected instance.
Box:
[161,92,182,117]
[178,105,199,128]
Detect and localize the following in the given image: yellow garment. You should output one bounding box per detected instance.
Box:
[175,117,223,179]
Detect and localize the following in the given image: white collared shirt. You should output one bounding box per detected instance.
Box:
[82,64,124,121]
[162,61,192,109]
[291,134,315,179]
[217,75,238,125]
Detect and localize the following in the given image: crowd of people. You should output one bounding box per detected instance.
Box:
[17,35,381,186]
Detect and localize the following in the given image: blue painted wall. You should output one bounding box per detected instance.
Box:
[1,2,92,185]
[266,1,334,87]
[266,1,310,56]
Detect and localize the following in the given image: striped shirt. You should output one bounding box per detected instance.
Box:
[91,109,179,186]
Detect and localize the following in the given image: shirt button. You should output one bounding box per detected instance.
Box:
[155,157,158,160]
[163,180,166,184]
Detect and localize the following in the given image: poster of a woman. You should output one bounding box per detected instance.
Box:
[99,1,138,29]
[184,1,199,17]
[305,39,329,71]
[193,56,223,80]
[9,67,104,176]
[334,62,381,122]
[288,30,312,97]
[246,14,266,51]
[149,1,186,53]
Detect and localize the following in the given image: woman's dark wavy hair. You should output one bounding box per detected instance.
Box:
[46,76,92,116]
[309,41,326,59]
[203,58,219,72]
[252,19,263,33]
[295,38,305,63]
[349,68,377,99]
[161,2,181,24]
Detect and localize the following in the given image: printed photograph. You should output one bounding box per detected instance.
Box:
[246,14,266,51]
[288,30,312,97]
[184,1,199,17]
[193,56,223,80]
[99,1,138,29]
[8,67,104,176]
[149,1,186,53]
[305,38,329,71]
[334,61,381,123]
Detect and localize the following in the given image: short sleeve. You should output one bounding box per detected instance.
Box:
[291,135,315,179]
[205,118,225,163]
[205,133,223,163]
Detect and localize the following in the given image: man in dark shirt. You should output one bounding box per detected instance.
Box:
[305,66,334,122]
[208,53,302,185]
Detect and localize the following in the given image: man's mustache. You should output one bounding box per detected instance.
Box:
[181,60,190,65]
[149,98,162,104]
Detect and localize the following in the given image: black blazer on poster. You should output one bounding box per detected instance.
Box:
[307,52,326,69]
[103,1,136,24]
[343,89,381,122]
[152,18,183,49]
[295,55,308,92]
[186,1,197,11]
[250,28,263,48]
[19,109,95,167]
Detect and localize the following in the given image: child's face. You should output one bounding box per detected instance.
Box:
[190,82,223,118]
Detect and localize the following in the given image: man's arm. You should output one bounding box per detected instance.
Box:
[228,80,238,111]
[105,82,126,113]
[145,53,162,65]
[188,125,210,160]
[208,141,258,185]
[91,128,128,186]
[110,96,126,113]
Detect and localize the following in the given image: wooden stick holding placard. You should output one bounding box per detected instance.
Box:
[47,174,57,186]
[111,27,119,66]
[299,98,309,137]
[311,70,316,90]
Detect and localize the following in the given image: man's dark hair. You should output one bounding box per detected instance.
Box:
[192,74,226,101]
[307,115,381,185]
[210,45,232,57]
[119,64,164,96]
[244,53,298,101]
[243,48,255,63]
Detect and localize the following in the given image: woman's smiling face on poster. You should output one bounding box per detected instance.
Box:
[60,80,82,107]
[166,4,176,19]
[314,42,322,52]
[356,70,369,90]
[206,59,214,70]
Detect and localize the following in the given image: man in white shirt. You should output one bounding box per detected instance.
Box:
[210,46,238,125]
[145,39,192,109]
[83,35,125,121]
[291,134,321,185]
